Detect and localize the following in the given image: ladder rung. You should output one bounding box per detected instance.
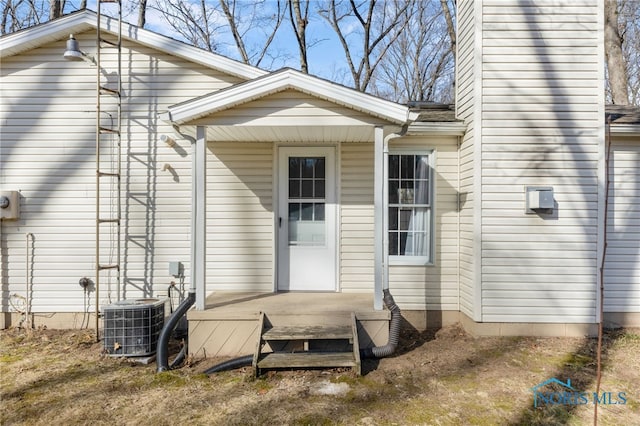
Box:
[98,264,120,271]
[97,171,120,178]
[98,218,120,224]
[99,86,120,95]
[99,127,120,135]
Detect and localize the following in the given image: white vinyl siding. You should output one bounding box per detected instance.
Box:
[456,0,478,319]
[388,137,460,311]
[192,90,382,128]
[207,142,274,292]
[479,0,603,323]
[604,137,640,313]
[340,144,375,292]
[0,31,243,312]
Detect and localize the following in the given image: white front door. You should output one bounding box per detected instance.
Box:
[278,147,336,291]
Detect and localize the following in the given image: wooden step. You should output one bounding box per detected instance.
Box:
[257,352,356,369]
[262,325,353,341]
[253,312,361,376]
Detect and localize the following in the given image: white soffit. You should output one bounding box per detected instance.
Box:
[164,68,410,125]
[609,125,640,136]
[407,121,467,136]
[0,10,266,80]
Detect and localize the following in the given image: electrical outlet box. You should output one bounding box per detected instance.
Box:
[0,191,20,220]
[525,187,554,214]
[169,261,183,277]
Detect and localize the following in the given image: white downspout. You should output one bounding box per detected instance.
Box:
[376,125,409,309]
[193,126,207,310]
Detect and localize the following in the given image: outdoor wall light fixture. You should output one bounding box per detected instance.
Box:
[63,34,96,64]
[161,134,177,147]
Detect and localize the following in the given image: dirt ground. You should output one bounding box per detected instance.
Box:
[1,323,638,425]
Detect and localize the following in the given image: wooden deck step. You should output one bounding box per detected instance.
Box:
[257,352,356,369]
[262,325,353,341]
[253,312,361,376]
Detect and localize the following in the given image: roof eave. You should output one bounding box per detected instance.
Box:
[166,69,409,126]
[609,124,640,136]
[407,121,467,136]
[0,10,266,81]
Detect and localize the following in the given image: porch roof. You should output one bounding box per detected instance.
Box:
[161,68,411,127]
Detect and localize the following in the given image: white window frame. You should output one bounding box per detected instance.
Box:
[387,149,435,266]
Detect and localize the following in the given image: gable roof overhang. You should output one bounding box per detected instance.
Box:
[161,68,411,128]
[0,10,266,80]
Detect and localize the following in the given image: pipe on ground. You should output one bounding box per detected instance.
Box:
[157,290,195,372]
[203,355,254,374]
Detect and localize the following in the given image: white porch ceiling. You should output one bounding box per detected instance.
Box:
[204,124,385,143]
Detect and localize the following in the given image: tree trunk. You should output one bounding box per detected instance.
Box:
[288,0,309,73]
[50,0,63,20]
[138,0,147,28]
[605,0,629,104]
[440,0,456,56]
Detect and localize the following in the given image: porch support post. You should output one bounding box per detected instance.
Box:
[193,125,207,310]
[374,126,384,310]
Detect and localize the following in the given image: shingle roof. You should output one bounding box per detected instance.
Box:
[605,105,640,125]
[409,103,459,122]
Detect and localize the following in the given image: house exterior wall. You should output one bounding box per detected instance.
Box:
[0,30,243,317]
[480,0,604,323]
[206,142,274,292]
[193,90,382,129]
[605,136,640,318]
[456,0,478,320]
[339,137,461,312]
[340,143,375,292]
[387,137,460,311]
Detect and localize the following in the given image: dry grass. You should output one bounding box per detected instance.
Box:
[1,324,638,425]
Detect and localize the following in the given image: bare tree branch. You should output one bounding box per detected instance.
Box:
[319,0,412,92]
[375,0,454,103]
[219,0,250,64]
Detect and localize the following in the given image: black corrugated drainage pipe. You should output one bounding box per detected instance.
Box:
[157,290,195,372]
[203,355,254,374]
[203,289,402,375]
[360,289,401,359]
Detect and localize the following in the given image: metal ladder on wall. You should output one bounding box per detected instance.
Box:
[95,0,123,340]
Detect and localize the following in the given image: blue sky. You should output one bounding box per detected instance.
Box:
[82,0,350,81]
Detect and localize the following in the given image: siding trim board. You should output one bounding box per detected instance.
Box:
[473,0,484,322]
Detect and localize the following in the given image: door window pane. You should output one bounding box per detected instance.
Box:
[315,158,325,178]
[287,156,327,246]
[302,158,315,178]
[289,179,300,198]
[315,180,325,198]
[301,180,314,198]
